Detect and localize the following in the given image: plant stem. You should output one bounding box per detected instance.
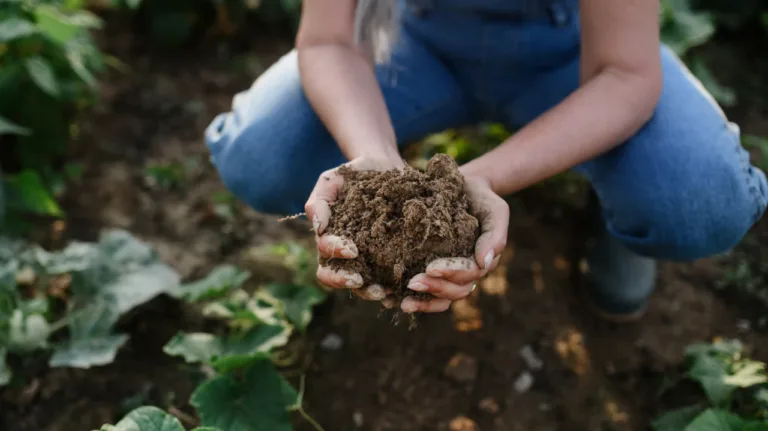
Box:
[296,374,325,431]
[298,406,325,431]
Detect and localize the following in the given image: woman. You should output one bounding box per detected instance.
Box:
[205,0,767,320]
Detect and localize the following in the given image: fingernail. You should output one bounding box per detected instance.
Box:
[401,299,418,313]
[483,250,494,269]
[345,273,363,289]
[407,281,428,292]
[312,214,320,233]
[340,247,356,259]
[366,285,386,300]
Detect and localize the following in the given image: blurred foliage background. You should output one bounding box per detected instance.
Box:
[0,0,767,234]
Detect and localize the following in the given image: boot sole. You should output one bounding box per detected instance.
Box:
[580,284,648,323]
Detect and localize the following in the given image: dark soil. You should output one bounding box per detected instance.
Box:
[326,154,479,297]
[2,12,768,431]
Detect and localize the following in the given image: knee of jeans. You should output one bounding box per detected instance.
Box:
[606,160,763,262]
[204,113,301,215]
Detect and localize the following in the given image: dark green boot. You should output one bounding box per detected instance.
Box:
[583,193,657,321]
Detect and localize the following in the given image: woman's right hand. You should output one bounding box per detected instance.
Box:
[305,156,405,301]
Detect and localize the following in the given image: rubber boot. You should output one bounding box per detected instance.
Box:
[583,193,657,322]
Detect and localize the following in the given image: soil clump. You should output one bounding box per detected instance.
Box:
[325,154,480,300]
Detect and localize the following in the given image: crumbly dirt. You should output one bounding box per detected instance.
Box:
[326,154,479,298]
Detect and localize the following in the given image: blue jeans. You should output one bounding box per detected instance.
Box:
[205,0,767,261]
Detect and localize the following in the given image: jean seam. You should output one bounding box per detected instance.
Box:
[730,123,767,224]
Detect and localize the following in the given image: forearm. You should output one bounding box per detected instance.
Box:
[460,68,662,195]
[298,44,400,162]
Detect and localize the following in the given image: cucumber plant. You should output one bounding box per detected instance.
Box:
[653,339,768,430]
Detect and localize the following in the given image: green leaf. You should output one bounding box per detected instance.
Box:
[68,296,121,339]
[660,0,715,56]
[0,18,37,42]
[102,263,180,315]
[25,56,60,98]
[8,309,50,352]
[0,115,31,136]
[49,334,129,368]
[0,348,11,386]
[4,170,63,216]
[723,360,768,388]
[683,408,764,431]
[263,283,326,332]
[164,325,290,372]
[688,354,734,405]
[653,405,705,431]
[210,325,291,372]
[33,6,101,45]
[163,332,222,364]
[102,406,186,431]
[176,265,250,302]
[686,340,743,358]
[66,41,98,89]
[191,359,298,431]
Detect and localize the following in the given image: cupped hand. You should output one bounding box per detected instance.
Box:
[398,175,509,313]
[305,156,405,301]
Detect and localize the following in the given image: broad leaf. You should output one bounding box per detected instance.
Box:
[0,18,36,42]
[101,406,186,431]
[684,408,765,431]
[653,405,705,431]
[191,359,298,431]
[723,361,768,388]
[688,355,734,405]
[210,325,291,372]
[8,309,50,351]
[25,57,60,98]
[49,334,129,368]
[163,332,222,364]
[4,170,63,216]
[102,263,180,315]
[67,296,120,340]
[661,0,715,56]
[33,6,101,45]
[164,325,290,372]
[0,348,11,386]
[176,265,250,302]
[66,45,97,89]
[0,115,31,136]
[686,340,743,358]
[263,283,326,332]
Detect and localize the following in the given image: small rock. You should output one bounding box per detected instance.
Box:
[444,353,478,384]
[513,371,534,394]
[519,345,543,370]
[449,416,479,431]
[478,397,500,414]
[736,319,751,333]
[352,411,364,427]
[320,333,343,351]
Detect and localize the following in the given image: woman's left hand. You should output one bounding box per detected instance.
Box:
[395,175,510,313]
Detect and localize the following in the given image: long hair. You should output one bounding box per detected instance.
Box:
[354,0,400,64]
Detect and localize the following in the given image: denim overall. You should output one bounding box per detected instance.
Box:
[205,0,767,311]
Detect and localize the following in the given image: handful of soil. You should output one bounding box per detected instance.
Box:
[325,154,481,301]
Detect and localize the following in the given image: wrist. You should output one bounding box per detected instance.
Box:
[459,162,495,192]
[357,143,404,168]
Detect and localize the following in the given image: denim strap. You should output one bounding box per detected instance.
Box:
[405,0,575,26]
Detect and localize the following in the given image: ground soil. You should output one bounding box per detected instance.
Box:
[1,12,768,431]
[326,154,479,297]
